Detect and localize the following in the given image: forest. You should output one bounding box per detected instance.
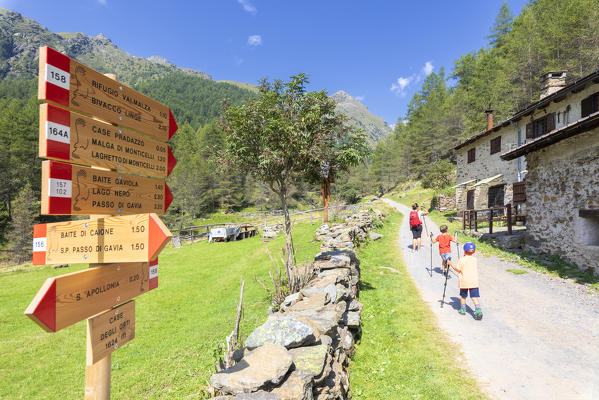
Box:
[2,0,599,261]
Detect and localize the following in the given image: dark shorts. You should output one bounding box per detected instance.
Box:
[410,224,423,239]
[460,288,480,298]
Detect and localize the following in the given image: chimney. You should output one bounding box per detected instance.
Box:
[485,110,494,131]
[540,71,567,99]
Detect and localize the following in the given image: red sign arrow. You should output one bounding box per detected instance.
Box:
[39,104,177,179]
[25,260,158,333]
[32,213,172,265]
[38,46,178,141]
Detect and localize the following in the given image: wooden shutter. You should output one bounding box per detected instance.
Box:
[526,122,534,139]
[546,113,555,132]
[582,95,593,118]
[490,136,501,154]
[467,148,475,163]
[513,181,526,203]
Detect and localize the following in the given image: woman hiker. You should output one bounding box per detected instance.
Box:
[409,203,428,252]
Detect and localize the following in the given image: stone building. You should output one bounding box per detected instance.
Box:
[502,82,599,272]
[453,71,599,218]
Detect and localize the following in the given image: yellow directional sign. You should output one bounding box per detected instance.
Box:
[32,213,171,265]
[25,261,157,333]
[39,104,176,179]
[87,301,135,364]
[41,160,173,215]
[38,46,178,142]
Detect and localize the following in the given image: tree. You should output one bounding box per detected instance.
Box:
[6,183,38,264]
[219,74,369,291]
[487,2,514,48]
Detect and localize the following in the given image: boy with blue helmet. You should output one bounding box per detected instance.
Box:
[453,242,483,320]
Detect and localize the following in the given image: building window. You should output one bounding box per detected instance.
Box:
[581,92,599,118]
[490,136,501,154]
[578,210,599,246]
[526,113,555,140]
[467,148,475,163]
[488,184,505,208]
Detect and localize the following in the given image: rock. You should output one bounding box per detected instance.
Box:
[287,293,329,312]
[281,292,303,311]
[271,370,314,400]
[233,392,282,399]
[314,252,351,269]
[347,299,363,312]
[211,343,293,394]
[288,345,329,377]
[316,335,333,348]
[343,311,361,329]
[245,318,316,350]
[262,229,277,240]
[369,231,383,241]
[286,311,339,337]
[338,327,354,356]
[301,284,336,303]
[233,347,247,363]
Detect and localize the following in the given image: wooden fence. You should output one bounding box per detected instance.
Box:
[462,204,516,235]
[173,202,372,243]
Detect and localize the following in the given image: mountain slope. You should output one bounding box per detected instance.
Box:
[0,7,210,86]
[332,90,391,144]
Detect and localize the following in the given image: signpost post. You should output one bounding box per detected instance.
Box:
[26,46,177,399]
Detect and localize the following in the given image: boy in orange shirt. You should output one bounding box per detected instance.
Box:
[430,225,457,276]
[453,242,483,320]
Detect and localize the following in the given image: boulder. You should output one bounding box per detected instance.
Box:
[211,343,293,394]
[301,285,336,304]
[245,318,316,350]
[280,292,303,311]
[286,293,329,312]
[347,299,363,312]
[369,231,383,241]
[271,370,314,400]
[342,311,361,329]
[288,345,329,377]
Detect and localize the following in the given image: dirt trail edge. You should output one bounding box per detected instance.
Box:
[383,199,599,400]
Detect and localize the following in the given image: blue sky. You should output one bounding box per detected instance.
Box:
[2,0,529,125]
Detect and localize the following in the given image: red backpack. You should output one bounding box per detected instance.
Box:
[409,210,422,228]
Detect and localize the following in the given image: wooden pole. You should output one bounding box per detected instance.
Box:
[507,204,513,235]
[462,210,466,231]
[85,322,111,400]
[84,72,118,399]
[489,208,493,234]
[474,210,478,232]
[322,181,329,223]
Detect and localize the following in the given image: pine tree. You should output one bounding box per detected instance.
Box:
[6,183,38,264]
[487,2,514,48]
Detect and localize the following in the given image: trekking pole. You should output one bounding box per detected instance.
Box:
[441,263,449,307]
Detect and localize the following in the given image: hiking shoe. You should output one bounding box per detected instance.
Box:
[474,309,483,320]
[458,308,466,315]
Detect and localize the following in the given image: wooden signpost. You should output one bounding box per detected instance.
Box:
[41,160,173,215]
[38,46,178,141]
[87,301,136,365]
[25,260,157,333]
[39,104,177,179]
[32,213,171,265]
[28,46,177,400]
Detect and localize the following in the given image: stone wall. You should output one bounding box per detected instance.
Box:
[210,209,384,399]
[524,128,599,273]
[431,194,456,212]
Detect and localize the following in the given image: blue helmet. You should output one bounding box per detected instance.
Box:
[463,242,476,252]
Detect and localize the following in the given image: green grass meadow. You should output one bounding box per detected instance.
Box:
[0,222,320,399]
[0,208,485,399]
[351,207,485,399]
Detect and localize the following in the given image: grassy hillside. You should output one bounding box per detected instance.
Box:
[0,222,320,399]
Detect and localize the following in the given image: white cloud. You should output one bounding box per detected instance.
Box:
[390,61,434,96]
[247,35,262,46]
[422,61,434,76]
[390,76,413,96]
[97,0,107,5]
[237,0,257,15]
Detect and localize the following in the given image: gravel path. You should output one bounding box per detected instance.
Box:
[384,199,599,400]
